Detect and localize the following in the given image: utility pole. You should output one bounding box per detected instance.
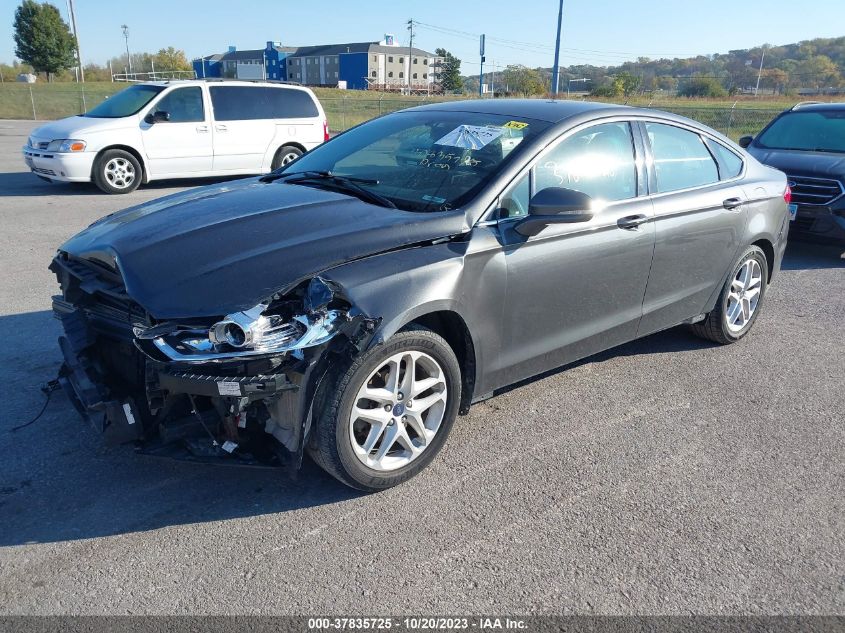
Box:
[67,0,84,82]
[406,19,414,95]
[754,49,766,97]
[551,0,564,95]
[479,34,485,97]
[121,24,132,75]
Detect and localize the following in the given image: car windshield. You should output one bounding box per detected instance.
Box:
[755,110,845,153]
[83,84,165,118]
[278,110,551,211]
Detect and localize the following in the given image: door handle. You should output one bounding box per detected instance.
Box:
[617,214,649,230]
[215,124,227,132]
[723,197,743,210]
[196,125,209,133]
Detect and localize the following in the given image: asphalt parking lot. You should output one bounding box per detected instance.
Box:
[0,119,843,616]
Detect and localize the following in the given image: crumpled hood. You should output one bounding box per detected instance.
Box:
[748,147,845,179]
[29,115,137,142]
[59,178,468,319]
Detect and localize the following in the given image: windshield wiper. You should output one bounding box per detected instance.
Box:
[263,170,396,209]
[259,169,376,185]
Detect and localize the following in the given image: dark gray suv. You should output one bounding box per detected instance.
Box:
[51,100,789,491]
[741,101,845,242]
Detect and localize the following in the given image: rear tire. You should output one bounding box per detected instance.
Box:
[93,149,142,194]
[691,245,768,345]
[308,327,461,492]
[271,145,303,171]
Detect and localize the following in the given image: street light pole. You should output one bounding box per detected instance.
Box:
[66,0,84,82]
[551,0,564,95]
[479,34,485,97]
[121,25,132,76]
[754,49,766,97]
[407,19,414,95]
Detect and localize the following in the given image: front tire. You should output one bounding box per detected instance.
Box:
[271,145,303,171]
[309,327,461,491]
[93,149,142,194]
[691,245,768,344]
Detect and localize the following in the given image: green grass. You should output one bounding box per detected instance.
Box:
[1,81,810,139]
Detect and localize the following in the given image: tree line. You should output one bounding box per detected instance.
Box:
[8,0,192,82]
[465,36,845,97]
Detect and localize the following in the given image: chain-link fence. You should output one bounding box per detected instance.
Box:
[0,83,784,142]
[642,105,781,141]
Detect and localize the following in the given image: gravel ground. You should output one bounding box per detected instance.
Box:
[0,119,842,616]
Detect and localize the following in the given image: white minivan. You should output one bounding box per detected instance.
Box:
[22,79,329,194]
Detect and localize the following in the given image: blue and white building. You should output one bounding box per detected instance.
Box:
[194,36,440,91]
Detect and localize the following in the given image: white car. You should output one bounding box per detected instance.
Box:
[22,79,329,194]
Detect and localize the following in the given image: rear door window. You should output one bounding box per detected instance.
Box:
[645,122,719,193]
[210,86,319,121]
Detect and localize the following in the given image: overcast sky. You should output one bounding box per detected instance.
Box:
[3,0,845,70]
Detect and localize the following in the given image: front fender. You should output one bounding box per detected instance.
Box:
[321,241,472,346]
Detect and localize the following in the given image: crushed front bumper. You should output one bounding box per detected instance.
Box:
[53,296,331,469]
[49,253,377,469]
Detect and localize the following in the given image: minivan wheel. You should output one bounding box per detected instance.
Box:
[691,245,768,345]
[271,145,303,170]
[93,149,142,194]
[308,327,461,491]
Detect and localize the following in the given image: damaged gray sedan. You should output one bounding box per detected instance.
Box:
[52,100,790,490]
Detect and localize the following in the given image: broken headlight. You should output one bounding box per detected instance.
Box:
[141,304,344,363]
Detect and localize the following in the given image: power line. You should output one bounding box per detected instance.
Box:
[414,20,698,62]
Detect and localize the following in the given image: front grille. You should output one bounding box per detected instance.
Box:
[787,175,844,207]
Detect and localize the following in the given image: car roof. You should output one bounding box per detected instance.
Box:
[404,99,626,123]
[135,79,304,89]
[402,98,731,135]
[787,101,845,112]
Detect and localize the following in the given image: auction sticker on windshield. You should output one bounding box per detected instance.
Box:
[435,125,504,150]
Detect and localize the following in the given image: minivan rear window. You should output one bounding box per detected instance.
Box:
[209,86,319,121]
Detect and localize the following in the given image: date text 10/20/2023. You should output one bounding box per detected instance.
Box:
[307,617,528,630]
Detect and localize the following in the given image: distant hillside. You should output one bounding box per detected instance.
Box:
[467,36,845,97]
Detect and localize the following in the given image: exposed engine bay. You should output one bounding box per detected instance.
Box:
[50,252,378,469]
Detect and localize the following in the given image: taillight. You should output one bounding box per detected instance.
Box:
[323,120,330,142]
[783,185,792,204]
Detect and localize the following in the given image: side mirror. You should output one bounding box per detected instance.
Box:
[144,110,170,124]
[515,187,594,237]
[738,135,753,149]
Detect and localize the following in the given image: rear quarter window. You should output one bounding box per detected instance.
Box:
[706,139,744,180]
[210,86,319,121]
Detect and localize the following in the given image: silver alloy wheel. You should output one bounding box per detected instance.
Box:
[725,258,762,333]
[104,157,136,189]
[349,350,448,472]
[281,151,300,165]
